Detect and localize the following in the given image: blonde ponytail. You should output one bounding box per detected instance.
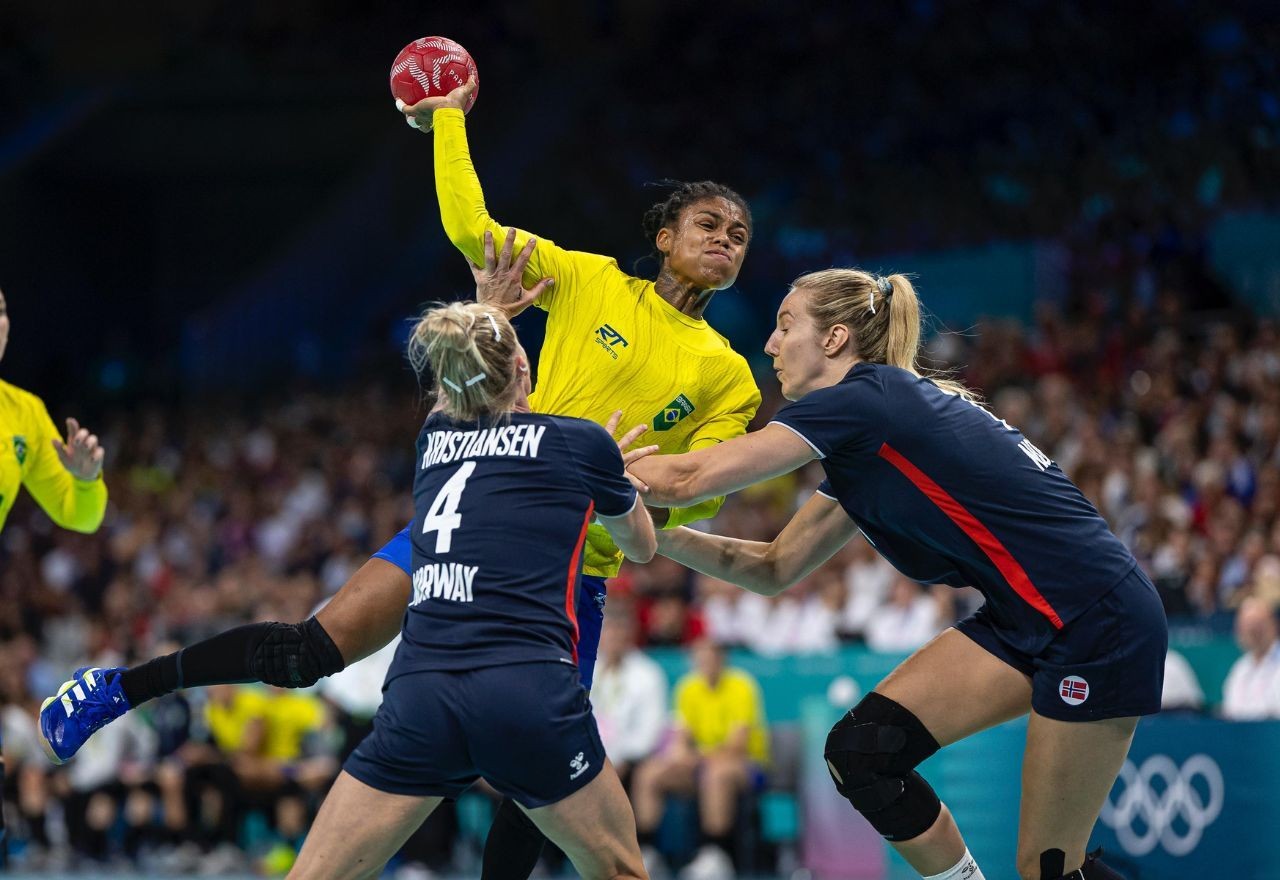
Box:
[794,268,978,402]
[407,302,519,420]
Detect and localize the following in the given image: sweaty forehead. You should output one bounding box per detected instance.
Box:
[684,197,749,229]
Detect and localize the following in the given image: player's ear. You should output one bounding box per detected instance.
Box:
[824,324,852,358]
[655,226,673,257]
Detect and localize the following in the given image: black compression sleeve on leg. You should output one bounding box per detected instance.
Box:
[120,622,270,706]
[481,797,546,880]
[119,616,346,705]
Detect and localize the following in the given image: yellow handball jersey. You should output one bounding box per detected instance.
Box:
[433,108,761,578]
[673,667,770,766]
[0,379,107,534]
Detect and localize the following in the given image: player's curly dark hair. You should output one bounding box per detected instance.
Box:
[641,180,752,270]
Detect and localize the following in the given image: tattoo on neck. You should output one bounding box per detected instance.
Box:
[655,266,715,319]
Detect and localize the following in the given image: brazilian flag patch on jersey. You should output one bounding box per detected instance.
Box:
[12,435,26,466]
[652,394,695,432]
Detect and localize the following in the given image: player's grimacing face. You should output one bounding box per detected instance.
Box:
[764,288,827,401]
[661,197,750,289]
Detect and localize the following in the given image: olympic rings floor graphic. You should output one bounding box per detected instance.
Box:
[1098,753,1225,858]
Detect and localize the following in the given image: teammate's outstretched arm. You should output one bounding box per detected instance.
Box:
[657,493,857,595]
[631,422,818,508]
[25,412,108,533]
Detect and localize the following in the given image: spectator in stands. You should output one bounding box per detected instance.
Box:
[591,610,669,788]
[1221,597,1280,719]
[863,577,946,654]
[1161,649,1206,713]
[632,638,769,880]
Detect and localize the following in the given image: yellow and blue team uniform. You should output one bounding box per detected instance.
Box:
[0,378,106,864]
[372,106,760,688]
[772,362,1168,721]
[0,379,107,534]
[346,411,638,806]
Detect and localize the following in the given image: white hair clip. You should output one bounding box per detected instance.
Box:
[442,372,487,393]
[867,289,877,315]
[486,313,501,341]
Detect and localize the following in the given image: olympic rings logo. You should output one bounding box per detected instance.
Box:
[1099,754,1224,857]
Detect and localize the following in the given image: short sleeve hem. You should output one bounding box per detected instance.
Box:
[595,490,640,520]
[768,420,826,459]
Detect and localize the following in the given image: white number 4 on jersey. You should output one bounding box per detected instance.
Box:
[422,461,476,553]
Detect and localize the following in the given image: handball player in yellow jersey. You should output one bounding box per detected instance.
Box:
[0,287,108,864]
[42,76,760,879]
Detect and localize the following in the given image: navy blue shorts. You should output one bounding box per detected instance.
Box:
[373,529,606,690]
[956,566,1168,722]
[343,661,606,808]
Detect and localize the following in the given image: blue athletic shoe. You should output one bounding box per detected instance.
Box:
[39,666,131,764]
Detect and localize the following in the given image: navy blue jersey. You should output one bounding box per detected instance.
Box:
[772,363,1135,654]
[388,411,636,680]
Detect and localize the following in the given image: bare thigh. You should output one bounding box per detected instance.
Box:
[875,627,1033,746]
[1016,711,1138,880]
[288,771,441,880]
[315,558,411,664]
[523,759,647,880]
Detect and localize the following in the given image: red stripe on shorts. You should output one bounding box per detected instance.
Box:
[877,442,1064,629]
[564,502,594,663]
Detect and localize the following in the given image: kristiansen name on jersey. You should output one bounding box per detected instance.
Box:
[419,424,547,469]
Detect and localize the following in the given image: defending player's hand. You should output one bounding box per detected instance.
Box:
[469,228,554,318]
[397,77,478,131]
[53,417,104,481]
[604,410,657,494]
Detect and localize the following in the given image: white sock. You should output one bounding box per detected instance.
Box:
[922,848,984,880]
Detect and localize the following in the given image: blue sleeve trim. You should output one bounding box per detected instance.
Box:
[371,524,413,575]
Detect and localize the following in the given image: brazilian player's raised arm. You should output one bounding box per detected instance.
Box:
[633,422,818,509]
[400,83,609,312]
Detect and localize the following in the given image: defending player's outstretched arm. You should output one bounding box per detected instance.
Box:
[656,493,857,595]
[632,422,817,508]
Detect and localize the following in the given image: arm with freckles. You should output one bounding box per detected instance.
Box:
[657,493,858,597]
[629,423,817,508]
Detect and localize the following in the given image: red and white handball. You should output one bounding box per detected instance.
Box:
[389,36,478,115]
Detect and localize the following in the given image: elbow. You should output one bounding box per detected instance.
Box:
[752,552,794,597]
[626,536,657,564]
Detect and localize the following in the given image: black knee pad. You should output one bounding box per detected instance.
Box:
[251,617,345,688]
[823,692,942,841]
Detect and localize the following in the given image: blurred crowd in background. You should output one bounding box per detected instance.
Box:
[4,266,1280,872]
[3,0,1280,875]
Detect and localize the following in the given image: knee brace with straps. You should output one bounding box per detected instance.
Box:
[823,691,943,842]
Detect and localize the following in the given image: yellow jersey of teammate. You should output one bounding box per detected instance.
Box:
[0,379,107,534]
[433,108,760,577]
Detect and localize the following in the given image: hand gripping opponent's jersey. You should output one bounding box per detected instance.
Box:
[771,363,1136,656]
[386,411,637,685]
